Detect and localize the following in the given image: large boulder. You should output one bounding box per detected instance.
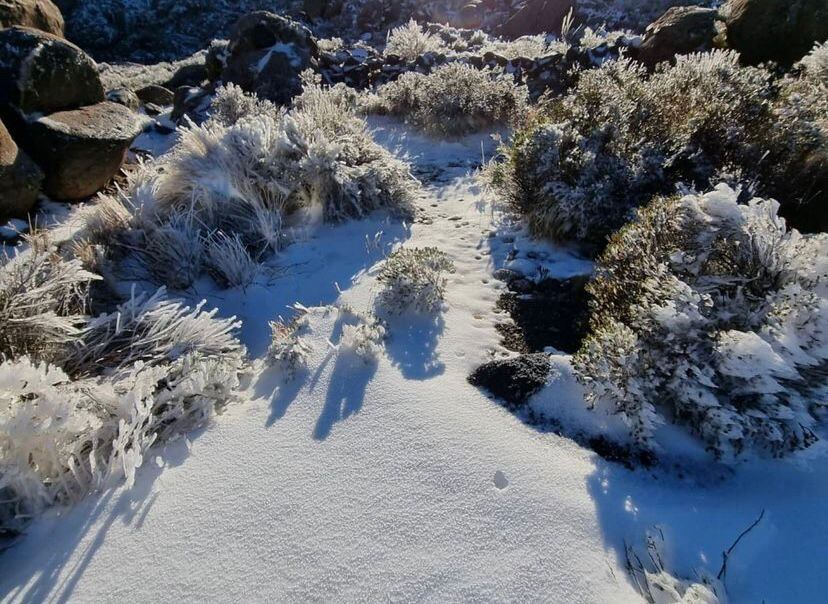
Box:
[0,0,63,35]
[0,26,103,116]
[222,12,318,105]
[497,0,576,38]
[23,101,143,200]
[0,117,43,219]
[638,6,719,67]
[724,0,828,65]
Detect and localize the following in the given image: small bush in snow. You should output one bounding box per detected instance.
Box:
[370,63,528,137]
[337,306,386,363]
[85,82,417,290]
[377,247,456,314]
[798,42,828,85]
[490,50,828,244]
[385,19,446,61]
[573,185,828,460]
[267,313,312,379]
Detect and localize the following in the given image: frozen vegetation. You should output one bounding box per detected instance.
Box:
[0,1,827,602]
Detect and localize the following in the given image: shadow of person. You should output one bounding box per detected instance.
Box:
[312,352,378,441]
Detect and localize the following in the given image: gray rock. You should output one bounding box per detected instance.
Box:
[0,0,64,36]
[24,101,143,200]
[222,11,318,105]
[0,116,43,219]
[136,84,175,106]
[468,353,551,409]
[0,26,103,115]
[497,0,576,39]
[106,88,141,111]
[638,6,719,67]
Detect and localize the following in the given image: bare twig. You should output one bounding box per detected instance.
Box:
[717,509,765,583]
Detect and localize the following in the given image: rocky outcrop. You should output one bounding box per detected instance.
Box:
[723,0,828,65]
[638,6,719,67]
[497,0,576,38]
[0,117,43,219]
[0,26,103,116]
[24,102,143,200]
[222,11,318,105]
[0,0,63,35]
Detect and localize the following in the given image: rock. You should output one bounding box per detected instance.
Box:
[468,353,551,409]
[205,39,229,81]
[221,11,318,105]
[638,6,719,67]
[497,0,576,38]
[106,88,140,111]
[0,26,103,115]
[724,0,828,65]
[98,51,208,92]
[23,101,143,200]
[0,117,43,219]
[457,1,484,29]
[303,0,341,19]
[135,84,175,106]
[0,0,63,35]
[171,85,210,122]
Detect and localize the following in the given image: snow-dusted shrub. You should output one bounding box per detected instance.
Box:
[376,247,456,314]
[208,83,279,126]
[0,284,245,532]
[0,233,95,365]
[573,185,828,460]
[479,34,561,59]
[371,63,528,136]
[385,19,447,60]
[267,312,312,379]
[798,42,828,85]
[85,82,417,290]
[337,306,386,363]
[490,50,827,243]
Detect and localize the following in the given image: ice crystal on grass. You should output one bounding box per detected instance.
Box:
[573,185,828,460]
[376,247,456,315]
[267,312,312,379]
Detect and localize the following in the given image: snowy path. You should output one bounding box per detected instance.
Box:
[2,122,827,603]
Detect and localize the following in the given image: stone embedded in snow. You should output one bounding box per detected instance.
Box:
[0,0,63,36]
[0,116,43,219]
[468,353,551,409]
[222,11,318,105]
[24,101,143,200]
[0,26,103,115]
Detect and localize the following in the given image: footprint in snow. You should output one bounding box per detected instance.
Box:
[493,470,509,490]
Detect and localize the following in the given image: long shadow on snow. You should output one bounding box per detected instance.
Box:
[0,433,195,603]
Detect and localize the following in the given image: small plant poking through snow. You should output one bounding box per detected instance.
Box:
[267,311,312,379]
[337,306,386,363]
[377,247,456,315]
[573,185,828,460]
[206,231,259,289]
[370,63,528,137]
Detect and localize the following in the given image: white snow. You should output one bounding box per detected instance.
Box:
[1,121,826,604]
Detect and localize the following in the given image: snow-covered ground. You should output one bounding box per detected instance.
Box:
[1,121,826,603]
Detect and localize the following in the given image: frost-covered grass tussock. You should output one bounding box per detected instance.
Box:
[573,185,828,460]
[83,81,418,291]
[489,50,828,244]
[376,247,456,314]
[0,235,246,535]
[369,63,528,137]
